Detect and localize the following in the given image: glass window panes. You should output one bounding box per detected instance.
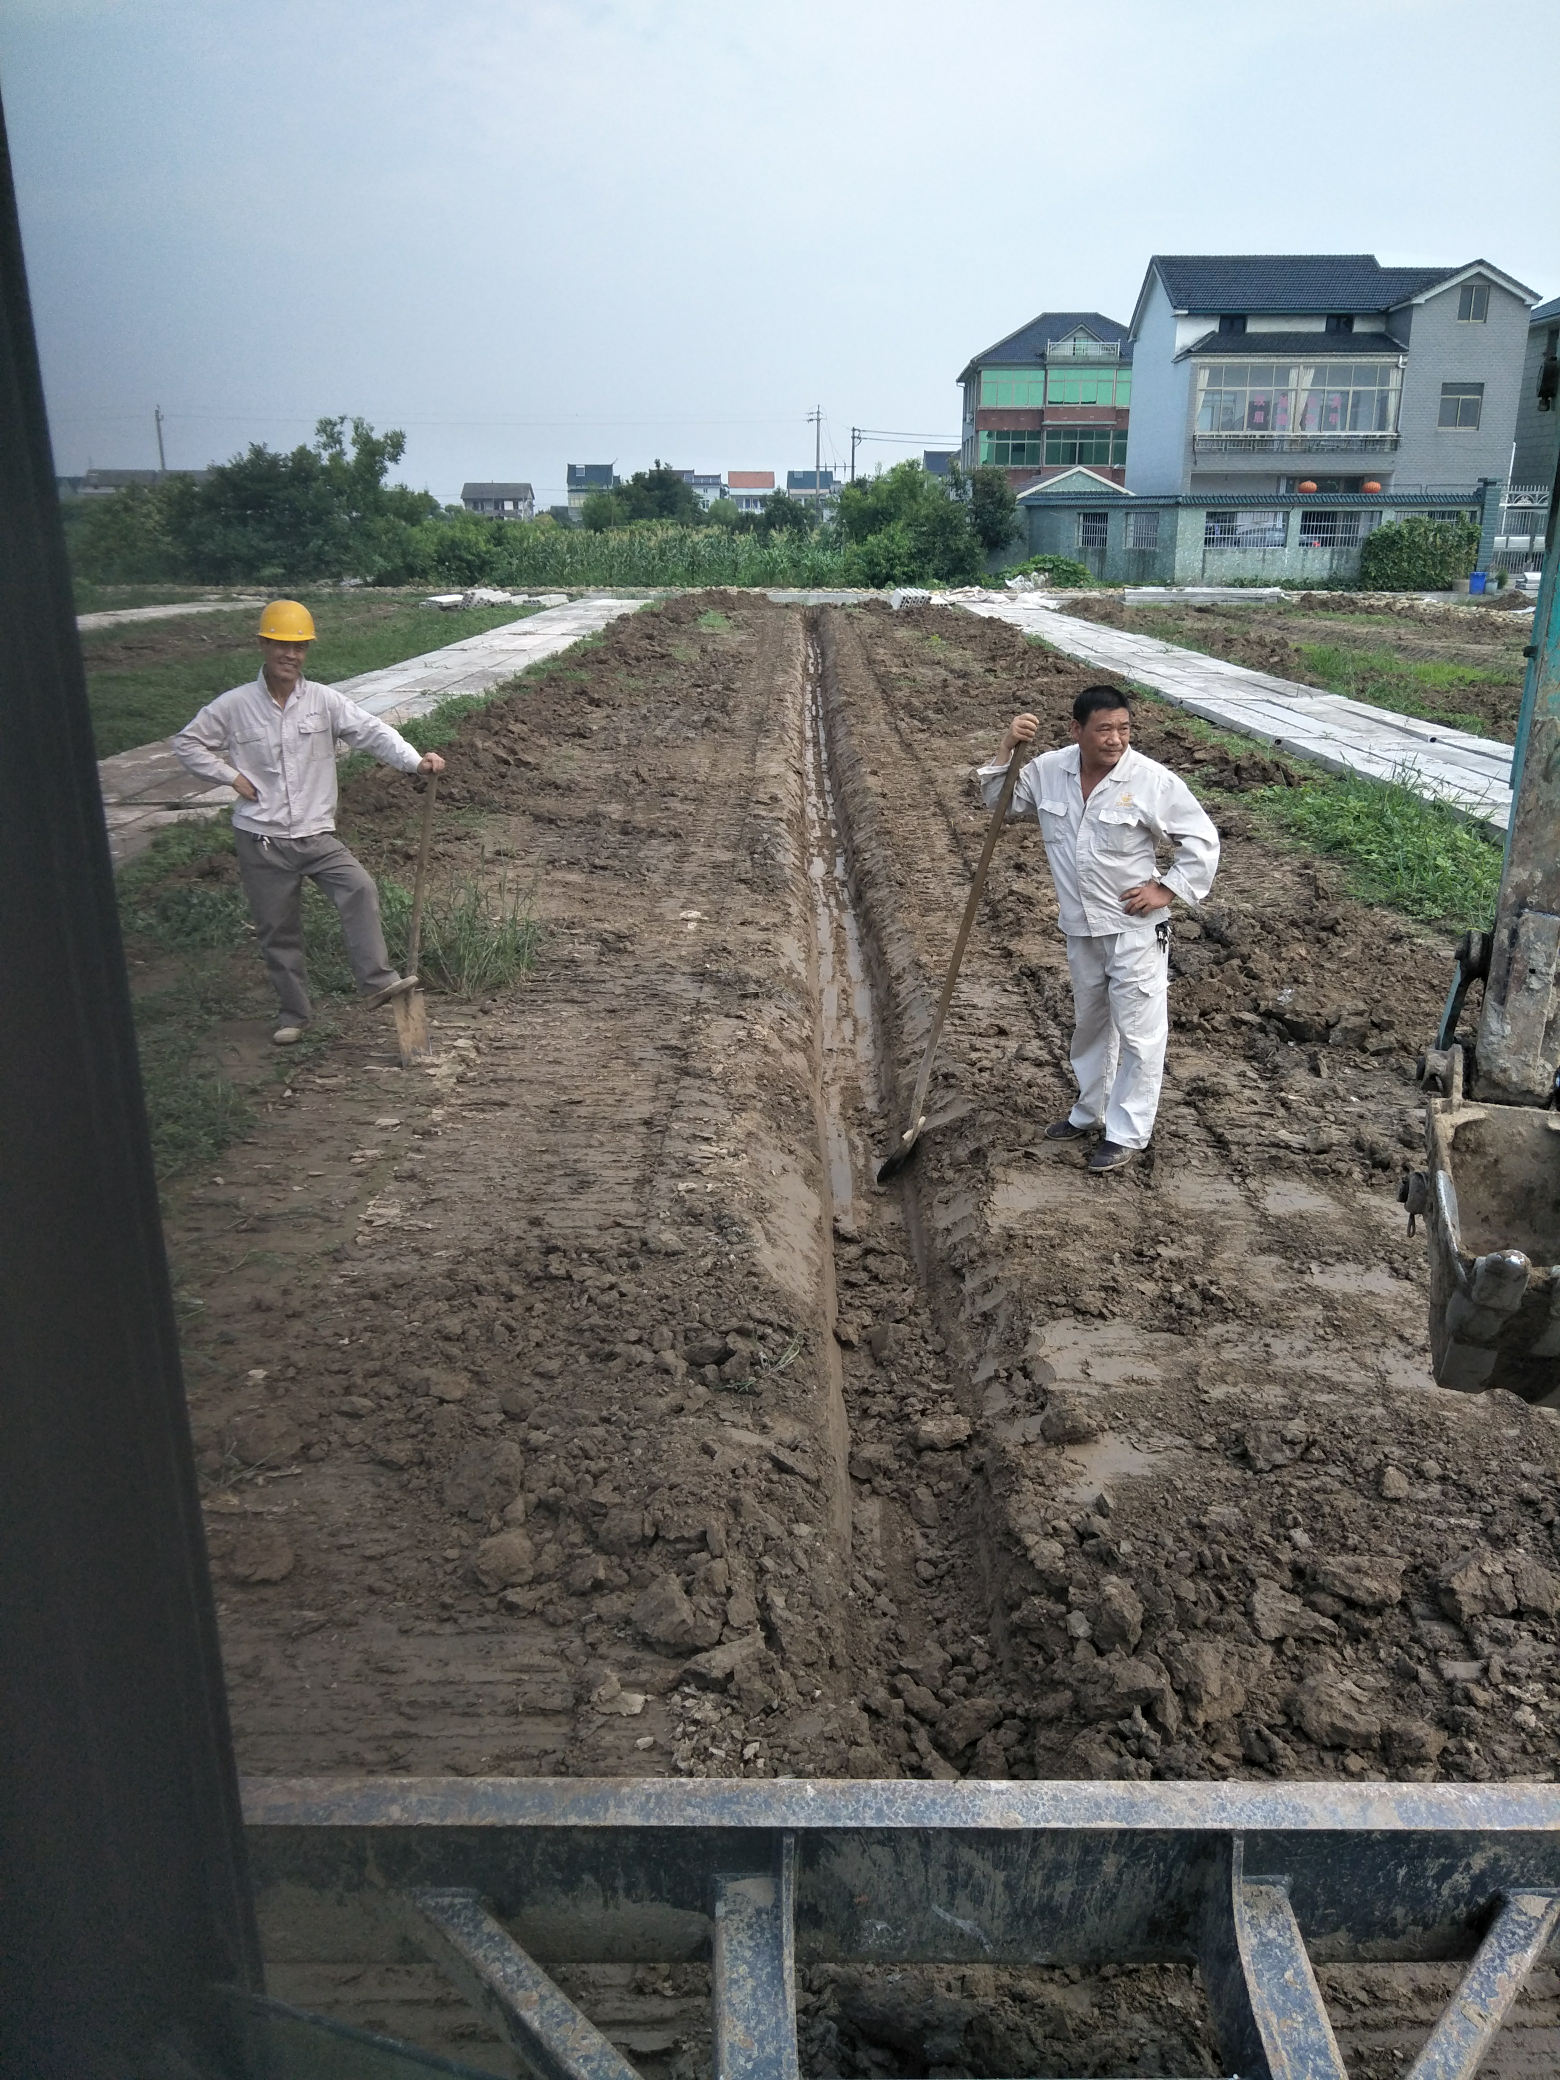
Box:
[1204,510,1287,548]
[1457,283,1490,322]
[1077,512,1109,550]
[1045,367,1130,406]
[1044,427,1128,467]
[1126,509,1160,549]
[1439,383,1484,429]
[980,369,1047,408]
[979,432,1044,466]
[1297,511,1361,547]
[1195,360,1401,436]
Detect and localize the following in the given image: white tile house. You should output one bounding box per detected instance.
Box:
[1124,255,1537,501]
[460,482,535,521]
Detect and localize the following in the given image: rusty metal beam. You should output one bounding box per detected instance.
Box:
[712,1838,798,2080]
[1407,1889,1560,2080]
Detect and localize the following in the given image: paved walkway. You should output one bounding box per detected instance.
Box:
[100,595,647,865]
[947,594,1514,832]
[78,597,267,631]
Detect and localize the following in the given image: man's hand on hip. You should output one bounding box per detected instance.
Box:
[418,753,446,775]
[231,773,260,802]
[1122,880,1173,916]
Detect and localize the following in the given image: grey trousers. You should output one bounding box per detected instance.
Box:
[234,830,400,1024]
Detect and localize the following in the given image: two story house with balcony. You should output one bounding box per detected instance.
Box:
[1125,253,1535,500]
[958,311,1133,492]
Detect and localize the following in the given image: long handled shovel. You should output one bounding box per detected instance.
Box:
[876,739,1026,1183]
[393,772,437,1067]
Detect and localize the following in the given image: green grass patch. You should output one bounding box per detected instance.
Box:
[697,608,732,631]
[381,873,542,995]
[84,593,542,757]
[1247,768,1501,926]
[1296,642,1504,736]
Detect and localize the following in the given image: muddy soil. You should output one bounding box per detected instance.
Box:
[1060,591,1531,737]
[162,590,1560,2074]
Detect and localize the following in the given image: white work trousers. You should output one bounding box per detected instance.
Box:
[1064,931,1169,1151]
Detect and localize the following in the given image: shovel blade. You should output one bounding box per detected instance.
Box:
[874,1119,924,1185]
[393,987,432,1067]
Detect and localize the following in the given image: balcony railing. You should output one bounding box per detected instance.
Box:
[1045,338,1121,360]
[1193,431,1401,455]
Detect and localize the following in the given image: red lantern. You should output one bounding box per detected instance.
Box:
[1362,480,1382,494]
[1296,480,1318,493]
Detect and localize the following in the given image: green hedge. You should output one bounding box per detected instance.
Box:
[1358,517,1479,592]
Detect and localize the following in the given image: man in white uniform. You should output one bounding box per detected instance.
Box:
[980,685,1219,1172]
[173,598,445,1045]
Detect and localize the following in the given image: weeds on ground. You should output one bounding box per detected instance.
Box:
[1247,768,1501,927]
[1296,643,1503,736]
[380,873,542,995]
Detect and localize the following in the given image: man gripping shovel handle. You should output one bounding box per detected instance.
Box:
[877,683,1220,1183]
[173,599,446,1050]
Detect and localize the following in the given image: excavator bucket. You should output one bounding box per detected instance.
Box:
[1410,1044,1560,1401]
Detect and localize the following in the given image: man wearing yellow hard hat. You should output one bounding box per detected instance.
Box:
[172,599,445,1044]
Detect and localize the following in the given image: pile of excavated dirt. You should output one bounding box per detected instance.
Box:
[159,590,1560,2072]
[1058,591,1530,737]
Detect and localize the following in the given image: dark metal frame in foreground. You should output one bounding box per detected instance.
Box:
[244,1773,1560,2080]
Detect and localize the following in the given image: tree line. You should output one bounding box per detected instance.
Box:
[63,420,1022,589]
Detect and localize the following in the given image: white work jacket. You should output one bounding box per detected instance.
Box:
[173,673,423,839]
[978,742,1219,942]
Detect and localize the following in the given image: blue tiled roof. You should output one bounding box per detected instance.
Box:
[1185,331,1406,359]
[956,311,1131,382]
[1149,255,1456,313]
[567,463,617,490]
[1531,294,1560,326]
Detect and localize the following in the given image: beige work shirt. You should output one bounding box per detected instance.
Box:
[978,742,1220,942]
[173,672,422,838]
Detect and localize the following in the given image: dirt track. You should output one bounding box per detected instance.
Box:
[169,592,1560,2072]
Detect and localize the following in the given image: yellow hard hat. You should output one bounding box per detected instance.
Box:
[258,599,316,642]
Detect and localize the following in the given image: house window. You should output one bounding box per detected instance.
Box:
[979,368,1047,408]
[1439,382,1484,429]
[1195,360,1401,436]
[1044,366,1132,407]
[1077,512,1109,551]
[1126,509,1160,549]
[1325,314,1355,333]
[979,432,1044,466]
[1218,314,1247,334]
[1457,283,1490,322]
[1204,509,1287,549]
[1297,510,1361,547]
[1044,427,1128,467]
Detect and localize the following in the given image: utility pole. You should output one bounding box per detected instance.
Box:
[850,426,861,482]
[807,405,822,514]
[154,405,166,474]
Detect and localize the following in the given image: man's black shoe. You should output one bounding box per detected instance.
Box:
[1043,1118,1092,1141]
[1087,1140,1139,1173]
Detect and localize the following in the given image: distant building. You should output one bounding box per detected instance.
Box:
[1124,253,1537,497]
[460,481,534,521]
[567,463,619,516]
[787,468,836,509]
[728,470,775,515]
[691,473,726,508]
[1511,293,1560,487]
[958,311,1134,494]
[57,467,209,496]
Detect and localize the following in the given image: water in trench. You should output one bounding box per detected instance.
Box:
[800,622,886,1232]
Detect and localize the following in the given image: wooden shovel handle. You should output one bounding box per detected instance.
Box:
[902,738,1026,1128]
[407,770,437,977]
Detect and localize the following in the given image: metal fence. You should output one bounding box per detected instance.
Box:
[1491,483,1551,576]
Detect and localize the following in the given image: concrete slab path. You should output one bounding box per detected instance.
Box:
[946,594,1514,833]
[99,594,647,866]
[78,597,267,631]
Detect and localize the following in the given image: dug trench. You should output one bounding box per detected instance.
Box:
[169,591,1560,2072]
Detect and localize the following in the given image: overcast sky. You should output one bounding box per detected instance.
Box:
[4,0,1557,508]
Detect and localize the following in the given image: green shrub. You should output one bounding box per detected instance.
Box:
[1000,553,1096,588]
[1358,517,1479,592]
